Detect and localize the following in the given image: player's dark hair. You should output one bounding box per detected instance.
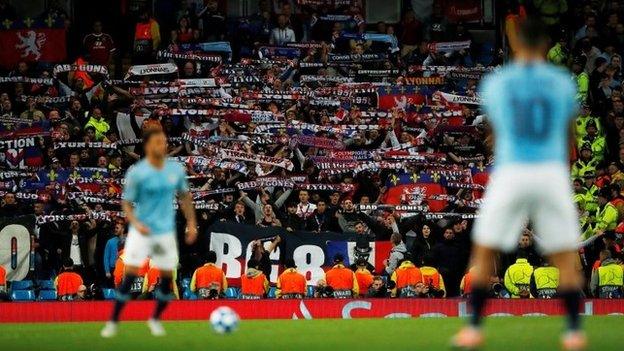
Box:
[206,250,217,264]
[517,18,550,49]
[142,128,165,147]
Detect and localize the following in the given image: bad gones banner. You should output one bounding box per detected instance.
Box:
[0,216,34,281]
[207,222,391,286]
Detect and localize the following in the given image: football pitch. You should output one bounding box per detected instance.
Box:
[1,316,623,351]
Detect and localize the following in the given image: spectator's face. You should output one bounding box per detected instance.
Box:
[287,205,296,214]
[81,149,90,160]
[354,45,364,55]
[278,15,287,27]
[4,193,16,205]
[69,154,79,167]
[183,62,194,76]
[49,110,60,121]
[360,196,370,205]
[114,223,124,235]
[72,100,81,111]
[77,286,86,298]
[343,200,354,211]
[33,202,44,215]
[519,235,530,248]
[573,181,583,192]
[330,192,340,204]
[262,204,272,216]
[299,191,309,203]
[587,16,596,27]
[422,225,431,238]
[18,62,28,74]
[615,100,624,112]
[70,221,79,230]
[355,223,365,234]
[92,108,102,118]
[93,21,102,33]
[235,203,245,215]
[317,201,326,213]
[86,129,96,140]
[443,229,454,240]
[371,279,383,290]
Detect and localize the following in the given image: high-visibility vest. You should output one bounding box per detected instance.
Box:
[420,266,445,296]
[191,263,227,294]
[392,261,423,289]
[113,252,149,288]
[55,271,83,297]
[461,271,473,295]
[0,265,5,286]
[276,268,306,297]
[598,263,624,289]
[135,20,153,41]
[596,203,619,231]
[325,264,358,296]
[354,268,373,293]
[240,271,268,298]
[533,266,559,298]
[504,258,534,298]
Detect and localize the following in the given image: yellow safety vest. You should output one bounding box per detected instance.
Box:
[504,258,534,298]
[533,266,559,298]
[595,203,619,232]
[598,263,624,288]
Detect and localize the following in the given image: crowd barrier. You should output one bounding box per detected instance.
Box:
[1,299,623,323]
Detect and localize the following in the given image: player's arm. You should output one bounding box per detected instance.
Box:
[122,167,150,235]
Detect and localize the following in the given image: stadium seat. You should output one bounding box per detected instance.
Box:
[225,287,240,299]
[102,288,116,300]
[39,290,57,301]
[11,290,35,302]
[306,285,315,298]
[267,287,276,298]
[180,278,191,289]
[182,289,197,300]
[37,280,55,290]
[10,280,33,292]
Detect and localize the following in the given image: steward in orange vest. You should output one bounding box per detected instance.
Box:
[113,250,149,297]
[240,259,269,299]
[133,9,161,62]
[353,258,374,296]
[142,263,179,299]
[0,264,7,298]
[191,251,228,299]
[390,260,424,297]
[325,254,359,298]
[460,267,476,297]
[276,258,306,299]
[55,259,83,301]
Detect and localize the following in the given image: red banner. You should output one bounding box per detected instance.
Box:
[382,183,447,212]
[0,28,67,69]
[0,299,622,323]
[442,0,482,22]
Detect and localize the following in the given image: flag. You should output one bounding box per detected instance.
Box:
[383,172,448,211]
[377,85,425,111]
[0,127,45,169]
[0,28,66,69]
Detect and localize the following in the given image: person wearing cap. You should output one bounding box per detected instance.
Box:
[581,172,600,213]
[353,258,374,296]
[571,144,599,179]
[547,29,569,65]
[324,254,359,298]
[574,103,602,143]
[590,249,623,298]
[593,187,619,234]
[275,258,306,299]
[390,258,424,297]
[578,119,606,161]
[190,251,228,299]
[572,55,589,103]
[55,258,84,301]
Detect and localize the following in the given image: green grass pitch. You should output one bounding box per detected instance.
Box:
[1,316,622,350]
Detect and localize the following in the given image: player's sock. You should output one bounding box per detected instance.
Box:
[111,274,137,322]
[469,287,488,327]
[153,277,173,320]
[560,290,582,331]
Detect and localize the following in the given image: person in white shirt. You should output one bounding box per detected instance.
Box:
[295,190,316,220]
[269,14,296,46]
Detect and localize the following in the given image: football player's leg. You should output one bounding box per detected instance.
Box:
[533,179,585,350]
[148,234,178,336]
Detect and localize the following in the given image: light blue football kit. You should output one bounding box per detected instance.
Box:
[473,61,581,254]
[122,158,188,270]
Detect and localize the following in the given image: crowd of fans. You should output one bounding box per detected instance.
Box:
[0,0,623,302]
